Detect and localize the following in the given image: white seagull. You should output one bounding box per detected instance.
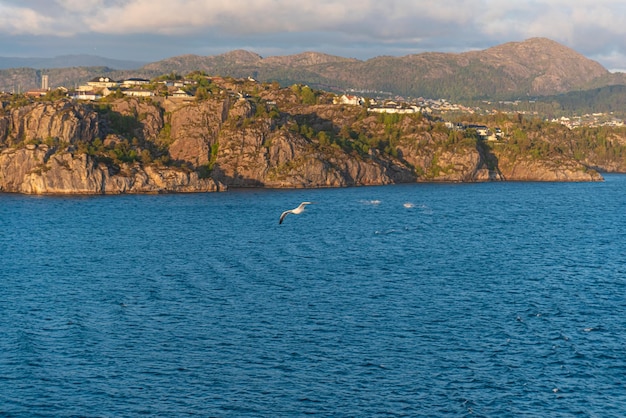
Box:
[279,202,314,224]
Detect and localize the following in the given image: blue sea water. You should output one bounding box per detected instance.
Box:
[2,176,626,417]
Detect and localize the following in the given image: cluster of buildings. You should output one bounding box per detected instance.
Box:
[25,75,626,133]
[334,93,504,140]
[551,114,625,129]
[334,94,476,115]
[26,75,196,100]
[445,122,505,141]
[337,92,626,132]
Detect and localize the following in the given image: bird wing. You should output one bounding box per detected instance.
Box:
[279,210,290,224]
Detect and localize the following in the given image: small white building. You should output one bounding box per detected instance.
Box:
[122,89,154,97]
[367,107,419,114]
[334,94,364,106]
[171,89,192,98]
[122,78,150,87]
[69,91,102,101]
[87,77,119,89]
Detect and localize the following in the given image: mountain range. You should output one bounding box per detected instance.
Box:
[2,38,626,102]
[0,55,145,70]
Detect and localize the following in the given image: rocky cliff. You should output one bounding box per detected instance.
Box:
[0,81,603,195]
[0,99,223,194]
[0,145,220,194]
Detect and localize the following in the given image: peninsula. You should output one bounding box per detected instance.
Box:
[0,73,615,194]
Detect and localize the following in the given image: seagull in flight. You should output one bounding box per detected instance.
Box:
[279,202,314,224]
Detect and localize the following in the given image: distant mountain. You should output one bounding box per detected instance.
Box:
[0,55,144,70]
[0,67,119,93]
[541,84,626,114]
[134,38,618,100]
[1,38,626,103]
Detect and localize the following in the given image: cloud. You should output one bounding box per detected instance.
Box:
[0,3,56,35]
[2,0,626,68]
[84,0,383,35]
[4,0,626,45]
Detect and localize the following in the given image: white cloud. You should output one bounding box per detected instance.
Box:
[84,0,383,35]
[0,3,56,35]
[4,0,626,44]
[3,0,626,67]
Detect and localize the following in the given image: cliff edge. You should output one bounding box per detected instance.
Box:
[0,79,604,195]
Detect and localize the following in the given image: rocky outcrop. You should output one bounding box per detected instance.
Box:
[0,145,222,194]
[166,98,228,166]
[493,154,603,182]
[0,93,602,195]
[108,98,164,141]
[0,101,99,147]
[233,130,416,188]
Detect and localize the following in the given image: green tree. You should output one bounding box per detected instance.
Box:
[300,86,317,105]
[195,86,209,101]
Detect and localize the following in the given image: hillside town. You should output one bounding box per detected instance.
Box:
[16,74,626,132]
[23,75,196,101]
[334,92,626,130]
[0,68,617,195]
[550,114,625,129]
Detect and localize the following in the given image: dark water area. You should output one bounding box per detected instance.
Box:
[2,176,626,416]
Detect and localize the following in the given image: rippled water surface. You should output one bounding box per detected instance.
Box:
[2,176,626,416]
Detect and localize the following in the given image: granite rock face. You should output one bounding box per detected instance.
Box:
[493,154,603,182]
[0,145,221,194]
[0,95,602,195]
[0,101,99,147]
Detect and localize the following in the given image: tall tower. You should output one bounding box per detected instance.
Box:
[41,74,49,91]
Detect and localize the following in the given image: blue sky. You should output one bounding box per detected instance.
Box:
[2,0,626,71]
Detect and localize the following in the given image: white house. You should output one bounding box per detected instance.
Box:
[122,78,150,87]
[69,90,102,101]
[171,88,192,98]
[367,107,419,114]
[334,94,363,106]
[467,124,490,137]
[87,77,119,89]
[122,89,154,97]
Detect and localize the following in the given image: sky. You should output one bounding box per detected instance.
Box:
[2,0,626,71]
